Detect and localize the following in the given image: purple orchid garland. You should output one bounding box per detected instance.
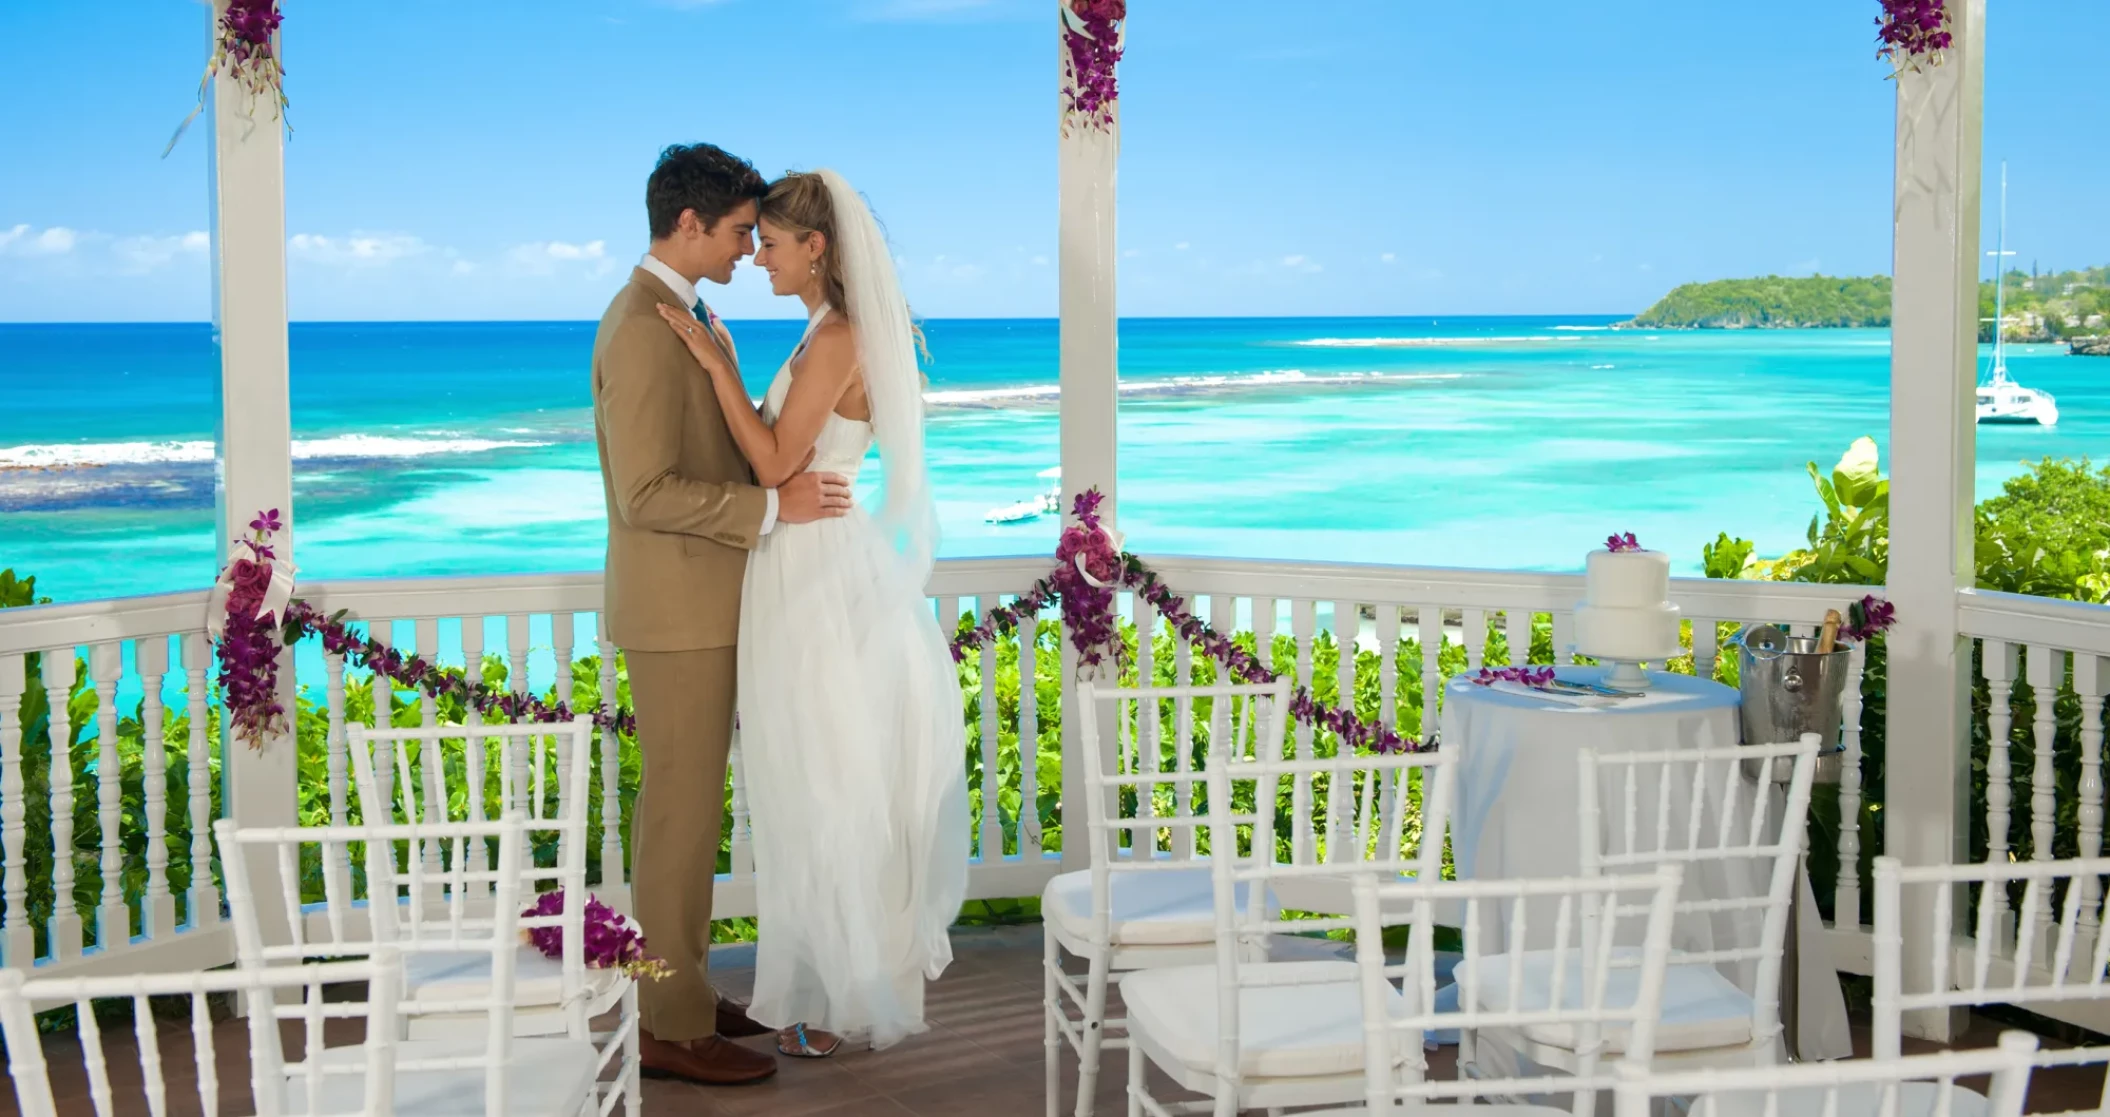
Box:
[952,489,1426,754]
[521,890,670,980]
[1470,666,1557,688]
[166,0,288,156]
[1877,0,1952,77]
[1605,532,1641,553]
[1061,0,1125,135]
[285,599,638,738]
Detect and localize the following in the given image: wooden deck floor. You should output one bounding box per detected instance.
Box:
[6,924,2105,1115]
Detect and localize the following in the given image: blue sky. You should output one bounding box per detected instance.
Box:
[2,0,2103,322]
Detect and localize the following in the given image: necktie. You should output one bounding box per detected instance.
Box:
[692,299,709,324]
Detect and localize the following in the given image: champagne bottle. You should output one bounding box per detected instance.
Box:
[1818,608,1843,654]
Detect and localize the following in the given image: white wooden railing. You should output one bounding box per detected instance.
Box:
[4,558,2106,1031]
[1955,589,2110,1033]
[0,589,228,980]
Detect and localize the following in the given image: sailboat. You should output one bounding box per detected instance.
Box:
[1976,162,2059,426]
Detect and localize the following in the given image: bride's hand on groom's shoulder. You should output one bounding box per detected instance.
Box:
[778,462,852,525]
[654,303,730,377]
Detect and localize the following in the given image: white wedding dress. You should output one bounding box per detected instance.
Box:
[735,308,971,1049]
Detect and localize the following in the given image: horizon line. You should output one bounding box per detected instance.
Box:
[0,312,1650,328]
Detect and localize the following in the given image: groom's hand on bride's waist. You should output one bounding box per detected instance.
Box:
[777,470,852,524]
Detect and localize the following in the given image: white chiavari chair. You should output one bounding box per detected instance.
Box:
[1467,736,1820,1079]
[1612,1030,2039,1117]
[1293,862,1686,1117]
[1876,853,2110,1116]
[219,812,601,1116]
[345,718,638,1117]
[0,951,402,1117]
[1120,713,1461,1116]
[1046,680,1291,1117]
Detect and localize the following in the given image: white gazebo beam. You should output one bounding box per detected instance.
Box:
[206,1,297,942]
[1884,0,1984,1043]
[1055,13,1119,876]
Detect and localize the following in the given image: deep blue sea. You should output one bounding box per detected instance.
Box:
[3,317,2103,605]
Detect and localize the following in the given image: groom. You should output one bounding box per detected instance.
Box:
[591,142,851,1085]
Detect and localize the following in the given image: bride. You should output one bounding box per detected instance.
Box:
[654,169,969,1055]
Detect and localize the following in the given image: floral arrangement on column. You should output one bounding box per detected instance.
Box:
[1877,0,1952,78]
[207,509,297,749]
[166,0,288,156]
[1060,0,1125,135]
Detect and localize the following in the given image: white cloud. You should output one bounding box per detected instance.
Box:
[1030,255,1048,266]
[505,239,611,277]
[1380,252,1397,264]
[1174,242,1190,251]
[289,232,431,267]
[0,224,79,256]
[1281,254,1322,274]
[112,231,209,274]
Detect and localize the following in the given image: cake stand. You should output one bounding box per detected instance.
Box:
[1590,647,1685,691]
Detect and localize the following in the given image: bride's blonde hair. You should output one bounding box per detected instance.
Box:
[764,172,931,366]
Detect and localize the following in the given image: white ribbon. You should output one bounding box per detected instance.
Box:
[1073,523,1125,589]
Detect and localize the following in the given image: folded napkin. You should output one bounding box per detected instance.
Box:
[1487,680,1622,708]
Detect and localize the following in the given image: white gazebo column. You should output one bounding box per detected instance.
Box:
[1056,9,1119,876]
[207,1,296,941]
[1883,0,1984,1043]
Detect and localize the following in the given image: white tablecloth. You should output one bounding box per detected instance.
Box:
[1438,665,1851,1062]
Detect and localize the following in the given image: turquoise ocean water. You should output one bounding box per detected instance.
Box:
[3,316,2103,606]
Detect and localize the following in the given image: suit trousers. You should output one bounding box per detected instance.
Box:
[624,646,737,1041]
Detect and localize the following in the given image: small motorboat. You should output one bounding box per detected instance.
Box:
[985,467,1062,524]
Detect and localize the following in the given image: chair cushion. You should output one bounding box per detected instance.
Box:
[1693,1081,1990,1117]
[1122,959,1400,1079]
[403,945,625,1010]
[296,1036,598,1117]
[1459,949,1754,1054]
[1043,866,1257,947]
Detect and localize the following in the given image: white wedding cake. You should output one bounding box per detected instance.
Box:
[1574,546,1681,662]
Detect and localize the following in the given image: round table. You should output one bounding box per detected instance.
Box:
[1437,664,1850,1061]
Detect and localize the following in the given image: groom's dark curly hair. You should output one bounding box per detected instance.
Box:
[646,143,769,240]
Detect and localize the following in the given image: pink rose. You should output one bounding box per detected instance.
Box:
[233,558,275,597]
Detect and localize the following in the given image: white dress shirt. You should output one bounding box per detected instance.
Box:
[639,253,777,535]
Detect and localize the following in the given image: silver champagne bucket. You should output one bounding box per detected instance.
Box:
[1735,625,1850,784]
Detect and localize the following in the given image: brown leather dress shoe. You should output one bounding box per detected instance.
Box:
[638,1029,777,1086]
[715,996,774,1039]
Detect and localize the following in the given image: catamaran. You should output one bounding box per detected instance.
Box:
[1977,162,2058,426]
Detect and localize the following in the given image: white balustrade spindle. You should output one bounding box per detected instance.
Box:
[137,638,174,938]
[1017,591,1042,859]
[1835,639,1869,928]
[2075,655,2107,963]
[977,599,1001,861]
[1,654,29,966]
[1981,639,2018,946]
[180,634,217,930]
[44,649,80,959]
[90,643,126,949]
[595,635,627,908]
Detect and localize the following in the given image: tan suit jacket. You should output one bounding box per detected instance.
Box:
[592,268,767,651]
